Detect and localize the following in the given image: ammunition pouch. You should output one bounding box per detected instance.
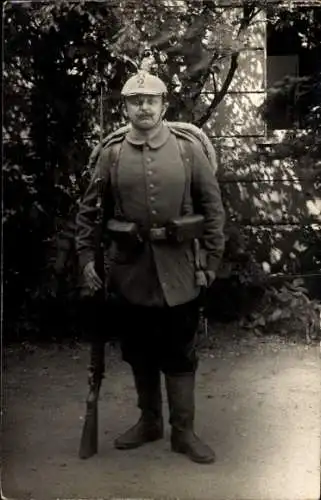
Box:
[166,214,204,243]
[107,219,142,246]
[107,214,205,245]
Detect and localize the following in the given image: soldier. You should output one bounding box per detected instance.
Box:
[75,70,226,464]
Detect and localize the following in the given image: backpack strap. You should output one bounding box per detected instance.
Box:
[108,140,124,219]
[95,130,195,221]
[176,137,194,215]
[168,122,218,174]
[108,134,195,220]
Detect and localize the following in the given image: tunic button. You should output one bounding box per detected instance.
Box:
[148,170,153,175]
[150,196,155,201]
[146,158,152,163]
[150,183,154,188]
[152,209,157,215]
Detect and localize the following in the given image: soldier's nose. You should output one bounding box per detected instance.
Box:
[140,100,149,109]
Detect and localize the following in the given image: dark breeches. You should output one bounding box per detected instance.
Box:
[117,299,200,374]
[79,296,118,343]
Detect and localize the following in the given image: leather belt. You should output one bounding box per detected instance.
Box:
[149,226,167,241]
[140,226,167,242]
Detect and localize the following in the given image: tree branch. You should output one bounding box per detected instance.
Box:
[187,51,218,100]
[211,70,218,95]
[182,4,222,102]
[195,3,262,128]
[195,52,239,127]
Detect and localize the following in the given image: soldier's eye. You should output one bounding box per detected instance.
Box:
[127,97,140,106]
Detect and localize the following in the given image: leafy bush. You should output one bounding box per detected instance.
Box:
[204,224,268,321]
[239,279,321,343]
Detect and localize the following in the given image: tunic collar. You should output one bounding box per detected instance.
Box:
[125,122,170,149]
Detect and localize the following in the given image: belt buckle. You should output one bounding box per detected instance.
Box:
[150,226,166,241]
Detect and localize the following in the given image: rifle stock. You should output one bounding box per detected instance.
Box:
[79,340,105,458]
[79,177,106,459]
[79,407,98,459]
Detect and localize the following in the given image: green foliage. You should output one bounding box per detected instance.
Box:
[240,279,321,343]
[255,6,321,298]
[4,0,263,339]
[4,1,321,340]
[217,4,321,310]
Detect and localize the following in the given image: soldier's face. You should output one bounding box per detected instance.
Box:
[125,95,168,130]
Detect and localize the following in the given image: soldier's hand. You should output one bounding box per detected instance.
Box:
[205,270,216,287]
[84,261,103,292]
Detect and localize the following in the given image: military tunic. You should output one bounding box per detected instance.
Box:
[76,123,225,308]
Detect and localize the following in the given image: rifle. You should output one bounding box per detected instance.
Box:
[78,176,107,459]
[79,78,107,459]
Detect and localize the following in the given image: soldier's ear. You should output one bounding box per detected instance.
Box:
[122,103,128,118]
[161,100,169,117]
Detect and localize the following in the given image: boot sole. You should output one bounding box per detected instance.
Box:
[171,443,216,464]
[114,432,164,450]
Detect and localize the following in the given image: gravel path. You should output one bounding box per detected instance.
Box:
[3,336,321,500]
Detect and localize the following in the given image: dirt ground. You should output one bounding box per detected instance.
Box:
[2,330,321,500]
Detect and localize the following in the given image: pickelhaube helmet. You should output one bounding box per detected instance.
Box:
[121,70,167,97]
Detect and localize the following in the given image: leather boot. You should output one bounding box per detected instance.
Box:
[165,373,215,464]
[114,370,164,450]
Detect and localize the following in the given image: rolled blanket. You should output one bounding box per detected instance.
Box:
[84,121,217,177]
[166,121,218,174]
